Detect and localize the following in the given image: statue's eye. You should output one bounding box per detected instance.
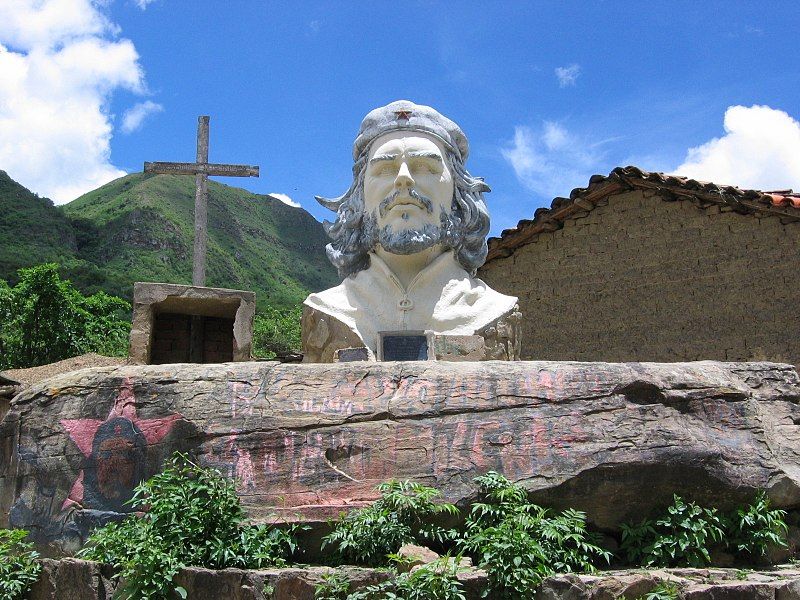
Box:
[371,162,394,176]
[410,159,439,175]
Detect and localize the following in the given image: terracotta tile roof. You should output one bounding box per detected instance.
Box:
[486,166,800,262]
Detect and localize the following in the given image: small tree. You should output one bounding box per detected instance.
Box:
[0,263,131,369]
[252,305,302,358]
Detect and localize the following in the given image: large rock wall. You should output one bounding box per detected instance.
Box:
[24,559,800,600]
[1,360,799,556]
[479,189,800,367]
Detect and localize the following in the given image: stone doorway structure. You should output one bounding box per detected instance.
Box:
[129,282,255,365]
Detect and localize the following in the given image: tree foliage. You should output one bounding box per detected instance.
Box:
[0,529,41,600]
[0,263,130,369]
[252,304,302,359]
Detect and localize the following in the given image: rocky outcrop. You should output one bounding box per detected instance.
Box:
[24,560,800,600]
[1,360,799,556]
[26,560,390,600]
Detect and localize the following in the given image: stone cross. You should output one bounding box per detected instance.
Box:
[144,116,259,286]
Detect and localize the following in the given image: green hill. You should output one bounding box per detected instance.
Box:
[0,170,77,280]
[0,171,338,311]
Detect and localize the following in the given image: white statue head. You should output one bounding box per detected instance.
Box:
[317,100,491,279]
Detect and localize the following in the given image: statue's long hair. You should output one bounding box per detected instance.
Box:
[316,148,491,279]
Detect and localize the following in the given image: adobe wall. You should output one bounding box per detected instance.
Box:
[479,189,800,365]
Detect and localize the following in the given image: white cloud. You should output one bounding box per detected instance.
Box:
[308,20,321,33]
[673,105,800,191]
[0,0,150,203]
[0,0,113,51]
[501,122,602,199]
[554,64,580,88]
[135,0,156,9]
[121,100,163,133]
[270,193,301,208]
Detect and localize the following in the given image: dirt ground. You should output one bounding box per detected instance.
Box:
[1,353,129,387]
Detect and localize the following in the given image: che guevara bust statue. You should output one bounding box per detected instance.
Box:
[302,100,521,362]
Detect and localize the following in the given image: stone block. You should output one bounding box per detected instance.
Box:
[129,282,255,364]
[433,335,485,361]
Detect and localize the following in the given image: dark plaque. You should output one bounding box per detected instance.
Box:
[381,334,429,361]
[335,347,370,362]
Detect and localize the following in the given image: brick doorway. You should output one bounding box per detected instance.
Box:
[129,283,255,365]
[151,314,235,364]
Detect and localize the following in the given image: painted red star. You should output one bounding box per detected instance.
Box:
[60,376,182,510]
[394,109,412,120]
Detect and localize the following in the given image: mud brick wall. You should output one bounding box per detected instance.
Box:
[479,189,800,365]
[202,317,234,362]
[151,313,191,363]
[150,314,234,364]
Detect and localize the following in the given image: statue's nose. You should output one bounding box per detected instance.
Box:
[394,161,415,190]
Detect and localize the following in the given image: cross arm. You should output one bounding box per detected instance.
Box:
[144,162,260,177]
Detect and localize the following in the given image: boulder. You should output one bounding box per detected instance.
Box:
[397,543,440,571]
[1,360,799,555]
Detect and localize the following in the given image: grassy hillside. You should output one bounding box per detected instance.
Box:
[0,170,76,281]
[1,171,338,311]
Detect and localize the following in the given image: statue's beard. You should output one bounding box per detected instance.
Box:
[361,204,462,256]
[379,221,442,255]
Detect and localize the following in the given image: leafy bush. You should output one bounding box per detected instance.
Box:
[79,452,302,600]
[620,492,789,568]
[620,495,725,567]
[317,558,465,600]
[252,305,302,359]
[728,490,788,558]
[0,529,41,600]
[0,263,130,369]
[460,472,610,599]
[315,571,352,600]
[321,480,458,567]
[637,581,682,600]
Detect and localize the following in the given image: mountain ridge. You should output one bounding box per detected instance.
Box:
[0,170,338,311]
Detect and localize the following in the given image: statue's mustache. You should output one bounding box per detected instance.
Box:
[379,188,434,218]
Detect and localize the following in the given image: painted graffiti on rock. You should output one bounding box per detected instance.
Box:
[60,377,183,512]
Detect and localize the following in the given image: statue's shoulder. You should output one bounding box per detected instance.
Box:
[304,281,348,312]
[301,304,369,363]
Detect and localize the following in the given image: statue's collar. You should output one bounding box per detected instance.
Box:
[367,250,462,295]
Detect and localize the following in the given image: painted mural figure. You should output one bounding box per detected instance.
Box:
[303,100,521,362]
[82,416,147,513]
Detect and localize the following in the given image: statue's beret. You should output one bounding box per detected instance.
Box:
[353,100,469,162]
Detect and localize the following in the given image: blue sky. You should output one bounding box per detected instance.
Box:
[2,1,800,237]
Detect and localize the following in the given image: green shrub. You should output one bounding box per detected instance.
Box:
[0,529,41,600]
[79,452,302,600]
[315,571,352,600]
[620,492,789,568]
[460,472,610,599]
[252,305,302,359]
[728,490,788,558]
[343,558,465,600]
[0,263,130,369]
[620,495,725,567]
[321,480,458,567]
[637,581,682,600]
